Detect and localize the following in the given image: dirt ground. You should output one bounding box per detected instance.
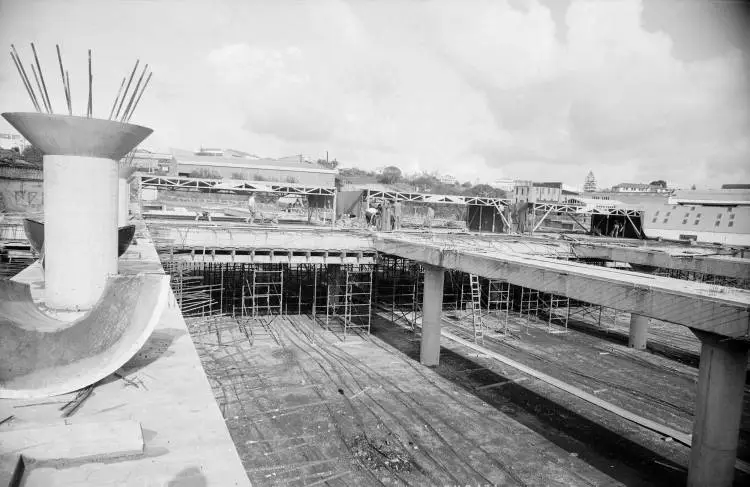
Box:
[188,314,627,486]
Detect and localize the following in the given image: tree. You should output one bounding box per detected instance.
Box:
[377,166,402,184]
[316,158,339,170]
[465,184,507,198]
[649,180,667,188]
[21,145,43,166]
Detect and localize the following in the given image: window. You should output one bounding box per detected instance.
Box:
[728,207,733,213]
[730,214,736,220]
[652,218,657,223]
[663,218,669,223]
[691,206,696,211]
[696,213,702,218]
[666,211,671,216]
[729,221,734,227]
[684,213,690,218]
[682,219,688,225]
[694,220,700,225]
[717,213,722,219]
[715,221,721,227]
[654,210,660,216]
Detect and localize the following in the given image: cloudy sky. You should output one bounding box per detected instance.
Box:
[0,0,748,189]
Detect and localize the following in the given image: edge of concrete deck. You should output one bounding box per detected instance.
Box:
[0,219,250,486]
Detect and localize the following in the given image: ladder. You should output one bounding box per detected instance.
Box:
[469,274,483,343]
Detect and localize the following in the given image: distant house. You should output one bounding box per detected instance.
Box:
[514,181,563,203]
[439,174,457,185]
[0,132,29,151]
[126,148,174,174]
[491,178,515,191]
[170,148,338,187]
[612,182,670,193]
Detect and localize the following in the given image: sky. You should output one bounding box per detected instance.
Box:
[0,0,748,189]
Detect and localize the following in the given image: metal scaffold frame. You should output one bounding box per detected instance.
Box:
[326,264,374,339]
[486,278,510,333]
[538,292,570,334]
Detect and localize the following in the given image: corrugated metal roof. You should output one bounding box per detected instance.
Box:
[171,148,337,174]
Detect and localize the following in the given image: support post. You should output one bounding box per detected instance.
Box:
[420,264,444,366]
[628,313,649,350]
[688,331,749,487]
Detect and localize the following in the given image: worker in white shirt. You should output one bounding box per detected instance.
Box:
[248,194,257,224]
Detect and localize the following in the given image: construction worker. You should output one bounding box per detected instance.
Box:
[393,201,402,230]
[365,206,377,229]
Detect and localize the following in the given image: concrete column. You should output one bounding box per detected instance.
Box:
[44,155,119,310]
[2,113,153,311]
[628,313,649,350]
[118,177,130,226]
[688,332,749,487]
[420,265,444,366]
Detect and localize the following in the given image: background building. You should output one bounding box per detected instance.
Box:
[0,132,29,151]
[171,148,338,187]
[583,171,597,192]
[611,182,671,193]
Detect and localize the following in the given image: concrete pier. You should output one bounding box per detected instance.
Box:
[688,332,749,486]
[628,313,649,350]
[420,265,444,366]
[44,155,118,309]
[1,112,152,310]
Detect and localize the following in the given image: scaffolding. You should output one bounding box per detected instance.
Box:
[486,279,510,333]
[519,287,539,322]
[469,274,483,343]
[538,292,570,334]
[326,265,374,339]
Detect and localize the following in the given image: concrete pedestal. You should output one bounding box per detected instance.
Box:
[628,313,649,350]
[118,177,130,226]
[2,112,153,311]
[688,331,749,487]
[44,155,118,310]
[420,265,444,366]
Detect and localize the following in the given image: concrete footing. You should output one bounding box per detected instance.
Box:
[628,313,649,350]
[688,331,749,487]
[420,265,444,366]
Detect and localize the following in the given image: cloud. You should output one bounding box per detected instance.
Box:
[1,0,747,188]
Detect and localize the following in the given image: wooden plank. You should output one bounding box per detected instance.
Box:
[0,419,143,463]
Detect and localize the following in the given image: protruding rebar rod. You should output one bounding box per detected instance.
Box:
[30,63,51,114]
[65,70,72,114]
[9,51,41,112]
[87,49,93,117]
[56,44,72,115]
[121,63,147,122]
[125,71,152,123]
[109,77,125,120]
[11,45,41,112]
[30,42,53,114]
[115,60,139,121]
